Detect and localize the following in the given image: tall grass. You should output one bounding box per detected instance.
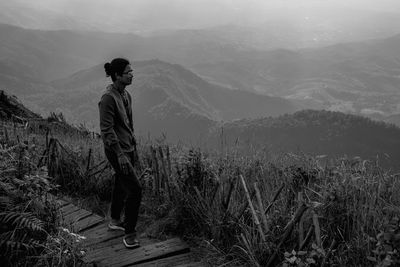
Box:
[135,147,400,266]
[2,121,399,266]
[0,127,86,266]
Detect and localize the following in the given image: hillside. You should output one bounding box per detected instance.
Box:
[191,35,400,125]
[0,90,41,120]
[208,109,400,170]
[5,88,400,171]
[2,92,399,267]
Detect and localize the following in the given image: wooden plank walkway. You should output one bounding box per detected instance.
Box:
[56,197,203,267]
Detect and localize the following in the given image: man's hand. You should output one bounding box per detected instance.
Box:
[118,153,134,175]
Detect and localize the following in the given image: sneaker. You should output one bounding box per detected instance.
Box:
[108,219,125,231]
[123,233,140,249]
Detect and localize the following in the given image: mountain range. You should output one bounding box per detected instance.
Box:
[3,0,400,48]
[42,60,297,139]
[191,35,400,123]
[207,109,400,171]
[2,22,400,128]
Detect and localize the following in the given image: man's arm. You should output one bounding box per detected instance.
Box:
[99,94,124,157]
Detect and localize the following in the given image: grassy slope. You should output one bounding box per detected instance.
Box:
[1,92,399,266]
[5,122,400,266]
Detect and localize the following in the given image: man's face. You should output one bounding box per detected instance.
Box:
[118,64,133,85]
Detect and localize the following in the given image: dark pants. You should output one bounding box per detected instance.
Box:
[105,149,142,234]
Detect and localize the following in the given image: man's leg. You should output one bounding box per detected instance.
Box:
[120,170,142,234]
[105,149,127,230]
[109,173,126,229]
[120,152,142,248]
[105,149,142,248]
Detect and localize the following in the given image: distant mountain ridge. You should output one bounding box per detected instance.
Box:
[207,109,400,170]
[3,1,400,48]
[191,34,400,126]
[0,23,241,82]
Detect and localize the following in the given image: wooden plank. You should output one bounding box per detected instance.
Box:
[87,235,155,251]
[87,233,126,250]
[85,238,190,266]
[64,208,92,221]
[74,214,104,232]
[113,239,191,267]
[55,198,69,207]
[60,204,81,216]
[63,207,82,217]
[63,209,93,225]
[81,223,125,247]
[47,194,70,207]
[60,203,75,213]
[58,201,70,207]
[138,253,201,267]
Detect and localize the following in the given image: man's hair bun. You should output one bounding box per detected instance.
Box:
[104,58,130,82]
[104,62,113,77]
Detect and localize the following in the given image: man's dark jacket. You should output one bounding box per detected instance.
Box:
[99,84,136,156]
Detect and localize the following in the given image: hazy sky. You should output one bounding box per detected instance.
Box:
[21,0,400,13]
[4,0,400,32]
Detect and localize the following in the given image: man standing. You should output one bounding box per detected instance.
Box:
[99,58,142,249]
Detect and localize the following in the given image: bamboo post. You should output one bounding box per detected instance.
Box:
[47,138,57,178]
[156,147,164,190]
[299,225,314,250]
[235,190,256,220]
[166,145,172,177]
[312,210,322,248]
[158,146,171,199]
[37,148,48,168]
[164,145,178,192]
[194,186,208,211]
[298,191,305,247]
[282,203,308,235]
[210,182,220,206]
[45,128,50,149]
[150,146,160,196]
[223,179,235,211]
[87,162,109,178]
[267,203,308,267]
[239,175,265,242]
[86,148,92,173]
[86,160,106,174]
[264,184,284,215]
[254,182,269,233]
[17,143,24,178]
